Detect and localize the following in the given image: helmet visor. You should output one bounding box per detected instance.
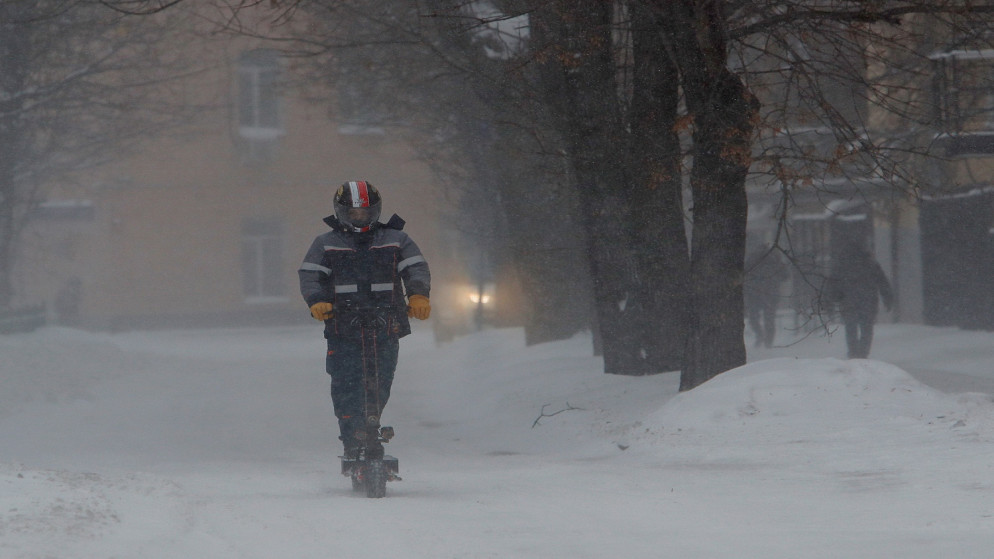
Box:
[346,206,378,229]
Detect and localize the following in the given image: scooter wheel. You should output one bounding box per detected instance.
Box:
[365,460,387,498]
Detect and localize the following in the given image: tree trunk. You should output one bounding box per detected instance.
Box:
[679,69,757,390]
[534,1,651,375]
[628,1,690,373]
[660,1,759,390]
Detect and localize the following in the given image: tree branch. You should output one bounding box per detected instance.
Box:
[532,402,583,428]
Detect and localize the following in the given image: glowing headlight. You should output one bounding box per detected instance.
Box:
[468,293,491,304]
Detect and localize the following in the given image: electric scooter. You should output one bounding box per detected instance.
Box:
[335,304,403,498]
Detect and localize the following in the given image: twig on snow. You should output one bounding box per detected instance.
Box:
[532,402,584,428]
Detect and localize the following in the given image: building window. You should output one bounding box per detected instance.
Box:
[242,218,285,302]
[237,49,283,162]
[932,50,994,136]
[336,55,386,135]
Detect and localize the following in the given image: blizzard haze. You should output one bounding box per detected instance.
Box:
[2,322,994,558]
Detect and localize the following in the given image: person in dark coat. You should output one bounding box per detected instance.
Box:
[55,277,82,327]
[298,181,431,457]
[744,246,788,348]
[826,241,893,359]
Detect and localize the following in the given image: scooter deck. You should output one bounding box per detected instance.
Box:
[341,455,399,476]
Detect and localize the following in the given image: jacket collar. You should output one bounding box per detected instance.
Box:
[322,214,405,232]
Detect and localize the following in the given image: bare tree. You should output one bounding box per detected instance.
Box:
[116,0,994,388]
[264,1,600,346]
[684,1,994,386]
[647,2,760,390]
[0,2,198,309]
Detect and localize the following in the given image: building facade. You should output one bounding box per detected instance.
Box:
[14,9,445,330]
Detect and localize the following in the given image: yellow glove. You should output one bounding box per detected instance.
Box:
[309,302,333,321]
[407,294,431,320]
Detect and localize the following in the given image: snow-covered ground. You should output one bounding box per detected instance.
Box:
[2,319,994,558]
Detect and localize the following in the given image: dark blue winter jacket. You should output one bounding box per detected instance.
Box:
[298,214,431,339]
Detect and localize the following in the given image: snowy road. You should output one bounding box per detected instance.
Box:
[3,323,994,558]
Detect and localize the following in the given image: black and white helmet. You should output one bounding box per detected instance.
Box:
[334,180,382,232]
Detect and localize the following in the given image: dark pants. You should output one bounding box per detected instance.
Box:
[325,333,399,447]
[842,316,874,359]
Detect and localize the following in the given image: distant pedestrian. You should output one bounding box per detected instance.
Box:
[55,277,82,327]
[826,241,893,359]
[744,246,788,348]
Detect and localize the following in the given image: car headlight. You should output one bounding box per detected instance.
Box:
[468,293,491,305]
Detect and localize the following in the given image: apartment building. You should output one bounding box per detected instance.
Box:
[13,9,445,330]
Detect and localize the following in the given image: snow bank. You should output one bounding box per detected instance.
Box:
[617,358,994,474]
